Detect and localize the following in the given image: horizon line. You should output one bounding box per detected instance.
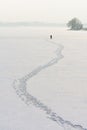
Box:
[0,21,66,27]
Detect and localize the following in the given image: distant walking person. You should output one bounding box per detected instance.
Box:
[50,35,52,39]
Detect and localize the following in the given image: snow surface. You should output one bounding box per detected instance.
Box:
[0,27,87,130]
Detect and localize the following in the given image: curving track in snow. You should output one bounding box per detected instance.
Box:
[13,40,87,130]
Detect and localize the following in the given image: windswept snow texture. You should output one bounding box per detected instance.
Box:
[13,40,87,130]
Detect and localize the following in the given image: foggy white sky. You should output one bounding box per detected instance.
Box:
[0,0,87,23]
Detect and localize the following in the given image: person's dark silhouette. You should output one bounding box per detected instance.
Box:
[50,35,52,39]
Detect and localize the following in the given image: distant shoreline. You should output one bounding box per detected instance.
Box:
[0,22,66,27]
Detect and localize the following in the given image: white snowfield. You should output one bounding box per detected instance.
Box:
[0,27,87,130]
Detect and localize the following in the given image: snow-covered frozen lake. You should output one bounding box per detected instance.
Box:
[0,27,87,130]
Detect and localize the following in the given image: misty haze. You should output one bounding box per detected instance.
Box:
[0,0,87,130]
